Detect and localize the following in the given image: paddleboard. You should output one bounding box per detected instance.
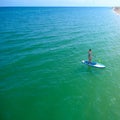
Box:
[82,60,105,68]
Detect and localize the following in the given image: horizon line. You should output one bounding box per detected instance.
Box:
[0,6,116,7]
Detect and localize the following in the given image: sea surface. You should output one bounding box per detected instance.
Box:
[0,7,120,120]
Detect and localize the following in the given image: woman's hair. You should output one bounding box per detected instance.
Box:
[89,49,91,51]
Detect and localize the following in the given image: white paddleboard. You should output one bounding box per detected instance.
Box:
[82,60,105,68]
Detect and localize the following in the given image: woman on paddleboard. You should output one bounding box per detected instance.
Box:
[88,49,92,63]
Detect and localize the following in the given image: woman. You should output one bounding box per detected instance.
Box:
[88,49,92,63]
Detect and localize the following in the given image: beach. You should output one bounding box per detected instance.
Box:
[113,7,120,15]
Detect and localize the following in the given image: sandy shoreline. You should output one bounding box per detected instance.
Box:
[113,7,120,15]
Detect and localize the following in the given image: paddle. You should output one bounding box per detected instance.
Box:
[92,55,102,63]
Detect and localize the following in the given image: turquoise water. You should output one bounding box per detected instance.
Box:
[0,7,120,120]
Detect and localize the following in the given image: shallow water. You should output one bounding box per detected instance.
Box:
[0,7,120,120]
